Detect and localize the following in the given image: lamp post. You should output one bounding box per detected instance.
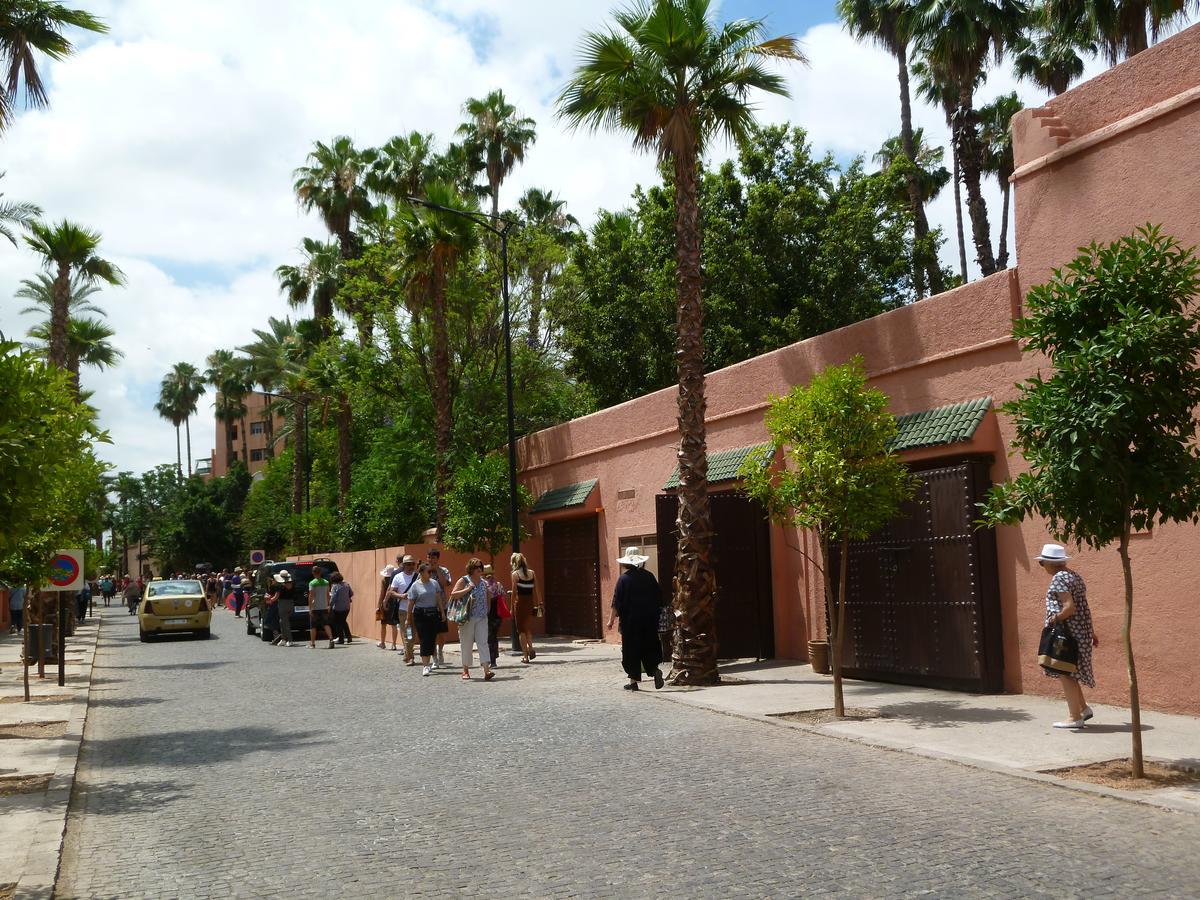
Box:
[400,196,523,652]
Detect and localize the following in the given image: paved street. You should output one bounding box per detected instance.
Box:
[58,606,1200,898]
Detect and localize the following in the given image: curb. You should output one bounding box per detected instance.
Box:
[13,616,100,900]
[643,688,1200,817]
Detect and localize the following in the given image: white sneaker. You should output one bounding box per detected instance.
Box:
[1082,705,1094,721]
[286,642,295,647]
[1053,719,1086,729]
[422,665,431,677]
[430,659,439,670]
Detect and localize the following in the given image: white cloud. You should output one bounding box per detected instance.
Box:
[0,2,1112,477]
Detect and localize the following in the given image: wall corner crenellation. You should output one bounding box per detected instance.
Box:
[1011,106,1073,170]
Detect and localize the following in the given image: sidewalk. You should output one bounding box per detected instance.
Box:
[0,612,100,899]
[646,658,1200,814]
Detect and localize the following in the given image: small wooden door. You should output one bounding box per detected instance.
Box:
[543,517,602,639]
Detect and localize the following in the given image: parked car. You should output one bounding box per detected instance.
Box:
[246,558,340,642]
[139,578,212,641]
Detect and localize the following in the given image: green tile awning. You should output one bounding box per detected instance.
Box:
[663,444,772,490]
[889,397,992,453]
[530,479,598,514]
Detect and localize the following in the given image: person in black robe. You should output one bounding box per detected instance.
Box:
[605,547,664,691]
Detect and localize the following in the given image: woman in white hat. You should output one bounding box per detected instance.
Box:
[1036,543,1097,729]
[605,547,665,691]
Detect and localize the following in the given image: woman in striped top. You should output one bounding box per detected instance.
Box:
[510,552,541,663]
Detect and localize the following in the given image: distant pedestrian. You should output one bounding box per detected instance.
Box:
[510,552,541,663]
[483,565,508,667]
[387,556,420,663]
[231,567,246,617]
[409,563,447,677]
[124,579,141,615]
[8,584,26,634]
[99,575,114,607]
[427,548,452,666]
[329,571,354,645]
[605,547,664,691]
[205,573,218,610]
[450,559,495,681]
[1036,544,1097,729]
[262,574,281,639]
[308,566,335,649]
[270,571,296,647]
[76,582,91,621]
[377,564,399,651]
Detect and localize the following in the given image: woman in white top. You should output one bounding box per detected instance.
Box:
[451,558,495,681]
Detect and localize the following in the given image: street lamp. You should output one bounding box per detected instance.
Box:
[400,195,523,652]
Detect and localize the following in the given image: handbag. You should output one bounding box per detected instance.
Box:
[446,596,471,625]
[375,606,384,622]
[1038,622,1078,674]
[496,591,511,620]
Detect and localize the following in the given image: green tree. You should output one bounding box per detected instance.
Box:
[741,357,916,717]
[442,453,533,563]
[979,92,1023,269]
[558,0,805,685]
[275,237,342,329]
[164,361,205,477]
[1049,0,1195,62]
[367,131,437,205]
[0,172,40,244]
[1013,1,1095,94]
[458,89,537,222]
[516,187,578,347]
[239,449,294,558]
[873,129,951,212]
[293,136,375,264]
[23,219,124,370]
[154,377,185,479]
[17,272,103,319]
[205,348,251,469]
[981,225,1200,779]
[26,314,121,398]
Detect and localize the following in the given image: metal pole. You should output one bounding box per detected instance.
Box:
[502,229,524,654]
[57,593,65,687]
[304,401,313,554]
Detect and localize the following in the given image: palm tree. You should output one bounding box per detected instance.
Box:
[393,181,478,536]
[874,129,951,209]
[839,0,945,297]
[367,131,436,205]
[155,379,185,479]
[293,136,375,263]
[0,1,108,129]
[912,0,1027,277]
[276,237,342,325]
[979,92,1024,269]
[558,0,805,685]
[0,172,40,245]
[458,89,537,223]
[26,315,122,398]
[1049,0,1196,62]
[1014,2,1095,93]
[205,349,252,470]
[518,187,579,346]
[164,362,206,477]
[17,272,104,318]
[23,219,124,369]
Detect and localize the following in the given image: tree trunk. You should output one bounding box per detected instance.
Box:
[997,181,1011,270]
[823,536,850,718]
[175,425,182,480]
[336,395,352,515]
[67,351,81,400]
[48,262,71,369]
[1117,520,1143,778]
[223,412,235,474]
[896,50,943,298]
[239,412,249,468]
[291,404,306,516]
[668,143,718,687]
[185,417,193,477]
[952,147,968,281]
[430,269,454,540]
[527,268,545,347]
[953,88,997,276]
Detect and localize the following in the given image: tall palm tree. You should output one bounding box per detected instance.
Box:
[1014,2,1095,93]
[979,92,1024,269]
[205,349,252,470]
[517,187,579,346]
[912,0,1027,277]
[1049,0,1196,62]
[164,362,206,477]
[276,237,342,325]
[838,0,945,297]
[0,1,108,129]
[457,89,537,222]
[17,272,103,318]
[874,129,951,209]
[23,219,124,369]
[558,0,805,685]
[912,57,971,281]
[393,180,478,536]
[367,131,436,205]
[155,378,185,480]
[0,172,40,244]
[26,315,122,398]
[293,136,375,263]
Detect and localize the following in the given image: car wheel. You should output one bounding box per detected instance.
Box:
[197,628,211,640]
[246,619,256,636]
[139,629,150,642]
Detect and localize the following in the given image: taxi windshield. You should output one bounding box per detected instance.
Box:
[146,580,203,597]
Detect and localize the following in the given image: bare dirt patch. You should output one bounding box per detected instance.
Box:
[0,693,75,705]
[1042,758,1200,791]
[0,721,69,739]
[0,773,52,797]
[769,708,882,725]
[0,881,15,899]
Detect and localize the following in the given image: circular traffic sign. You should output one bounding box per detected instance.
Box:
[49,554,80,587]
[249,550,266,565]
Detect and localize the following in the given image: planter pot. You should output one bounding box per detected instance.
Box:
[808,639,831,675]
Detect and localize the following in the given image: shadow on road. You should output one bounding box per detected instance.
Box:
[102,660,230,672]
[874,699,1035,728]
[80,725,330,768]
[88,696,167,709]
[71,777,191,815]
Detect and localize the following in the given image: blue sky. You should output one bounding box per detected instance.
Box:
[723,0,838,32]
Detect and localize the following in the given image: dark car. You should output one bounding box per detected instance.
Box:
[246,558,340,642]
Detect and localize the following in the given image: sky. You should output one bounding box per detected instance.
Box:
[0,0,1104,478]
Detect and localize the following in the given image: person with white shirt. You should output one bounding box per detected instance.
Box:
[387,555,420,664]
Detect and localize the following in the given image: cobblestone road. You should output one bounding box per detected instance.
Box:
[58,605,1200,898]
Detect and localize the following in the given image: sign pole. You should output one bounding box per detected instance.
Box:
[22,592,29,702]
[57,593,65,686]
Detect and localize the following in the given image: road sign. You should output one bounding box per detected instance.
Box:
[45,550,85,591]
[249,549,266,566]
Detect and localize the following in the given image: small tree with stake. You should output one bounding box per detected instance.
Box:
[741,357,915,717]
[982,225,1200,779]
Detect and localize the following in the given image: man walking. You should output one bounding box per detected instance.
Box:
[428,548,451,666]
[308,566,335,649]
[387,556,420,663]
[8,584,26,635]
[270,571,297,647]
[605,547,665,691]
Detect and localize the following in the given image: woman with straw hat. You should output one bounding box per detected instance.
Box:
[605,547,664,691]
[1036,543,1098,729]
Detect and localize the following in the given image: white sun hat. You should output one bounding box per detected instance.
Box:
[380,564,398,578]
[1034,543,1071,562]
[616,546,649,566]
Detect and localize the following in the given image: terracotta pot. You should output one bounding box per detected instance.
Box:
[808,639,831,675]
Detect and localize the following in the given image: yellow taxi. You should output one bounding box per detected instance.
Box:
[138,578,212,641]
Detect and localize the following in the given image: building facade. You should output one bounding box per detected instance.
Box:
[210,390,287,479]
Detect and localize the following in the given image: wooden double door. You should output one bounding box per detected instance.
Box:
[542,516,602,639]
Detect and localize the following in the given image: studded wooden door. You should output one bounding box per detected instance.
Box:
[543,516,602,639]
[835,458,1003,692]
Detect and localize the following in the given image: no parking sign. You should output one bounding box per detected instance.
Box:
[249,549,266,566]
[45,550,85,591]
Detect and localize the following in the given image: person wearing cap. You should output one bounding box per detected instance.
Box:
[377,564,399,651]
[269,571,297,647]
[1036,543,1097,729]
[427,548,451,666]
[605,547,664,691]
[387,555,420,663]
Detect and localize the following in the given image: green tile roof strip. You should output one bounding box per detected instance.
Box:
[889,397,992,452]
[530,479,598,513]
[662,444,773,490]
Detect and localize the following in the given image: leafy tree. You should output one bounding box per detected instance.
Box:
[741,356,916,717]
[27,315,121,398]
[0,172,40,244]
[17,272,103,319]
[1049,0,1195,62]
[163,361,205,477]
[979,92,1023,269]
[23,219,124,369]
[443,453,533,563]
[293,136,375,263]
[558,0,806,685]
[981,225,1200,778]
[275,237,343,330]
[515,187,578,347]
[154,376,185,479]
[1013,1,1095,94]
[239,449,294,558]
[151,465,250,571]
[205,348,251,468]
[458,89,537,222]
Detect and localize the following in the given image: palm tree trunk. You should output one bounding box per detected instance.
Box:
[953,90,997,277]
[997,181,1011,270]
[291,404,306,515]
[185,417,193,477]
[264,396,275,458]
[430,271,454,539]
[239,413,249,467]
[67,352,81,401]
[669,144,719,687]
[336,395,352,515]
[174,425,182,480]
[224,415,235,473]
[952,144,968,281]
[896,51,942,298]
[49,262,71,370]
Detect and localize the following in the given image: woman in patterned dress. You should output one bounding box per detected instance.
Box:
[1036,543,1097,729]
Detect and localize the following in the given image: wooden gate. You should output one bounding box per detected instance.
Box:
[835,458,1003,692]
[543,517,601,639]
[656,492,774,660]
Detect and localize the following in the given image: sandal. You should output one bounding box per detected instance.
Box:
[461,671,471,681]
[522,656,530,664]
[484,670,495,681]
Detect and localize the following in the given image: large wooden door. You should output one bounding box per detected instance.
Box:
[836,458,1003,692]
[655,492,774,660]
[543,517,601,639]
